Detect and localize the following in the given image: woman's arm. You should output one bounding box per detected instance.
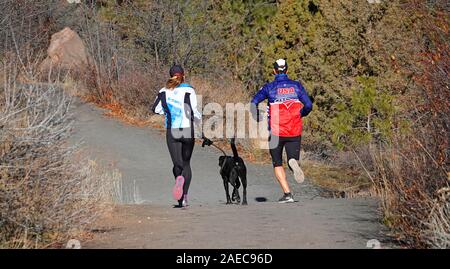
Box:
[189,89,202,122]
[188,89,203,138]
[151,91,164,115]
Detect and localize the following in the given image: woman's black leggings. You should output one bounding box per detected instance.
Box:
[166,128,195,195]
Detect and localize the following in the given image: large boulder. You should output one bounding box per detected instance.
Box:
[40,27,90,75]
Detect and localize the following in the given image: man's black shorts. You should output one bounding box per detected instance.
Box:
[268,135,301,167]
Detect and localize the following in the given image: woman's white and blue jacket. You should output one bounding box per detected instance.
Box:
[152,83,202,129]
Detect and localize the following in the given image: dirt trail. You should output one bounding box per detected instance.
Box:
[71,100,388,249]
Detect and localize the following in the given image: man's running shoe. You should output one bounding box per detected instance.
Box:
[278,193,295,203]
[172,176,185,201]
[288,159,305,184]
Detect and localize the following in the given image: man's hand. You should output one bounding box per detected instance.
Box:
[202,136,213,147]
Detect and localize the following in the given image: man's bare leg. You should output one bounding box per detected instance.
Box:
[274,166,290,193]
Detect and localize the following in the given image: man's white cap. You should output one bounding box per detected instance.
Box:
[274,58,288,71]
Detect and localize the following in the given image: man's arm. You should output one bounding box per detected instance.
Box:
[250,84,269,121]
[297,82,313,117]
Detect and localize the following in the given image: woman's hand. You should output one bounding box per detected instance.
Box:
[202,136,213,147]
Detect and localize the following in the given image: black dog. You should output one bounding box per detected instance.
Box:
[202,137,248,205]
[219,138,248,205]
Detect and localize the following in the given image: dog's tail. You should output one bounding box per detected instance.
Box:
[231,138,239,161]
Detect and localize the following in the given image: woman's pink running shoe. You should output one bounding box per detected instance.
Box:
[172,176,185,201]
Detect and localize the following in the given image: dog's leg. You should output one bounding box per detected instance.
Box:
[229,170,240,204]
[234,180,241,202]
[223,178,232,204]
[241,173,248,205]
[232,187,240,204]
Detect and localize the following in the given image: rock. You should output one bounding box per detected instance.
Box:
[40,27,90,75]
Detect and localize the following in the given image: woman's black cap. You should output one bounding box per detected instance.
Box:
[169,65,184,77]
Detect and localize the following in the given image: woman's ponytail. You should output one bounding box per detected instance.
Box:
[166,75,184,89]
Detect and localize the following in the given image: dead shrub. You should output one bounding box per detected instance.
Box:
[110,64,166,119]
[369,132,448,248]
[79,61,165,126]
[356,0,450,248]
[0,69,120,248]
[425,187,450,249]
[191,76,250,106]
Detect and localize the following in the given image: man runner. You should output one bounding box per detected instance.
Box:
[251,59,313,203]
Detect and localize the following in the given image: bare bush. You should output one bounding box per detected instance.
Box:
[0,0,58,54]
[367,87,449,248]
[58,4,165,123]
[0,66,120,248]
[425,187,450,249]
[191,76,250,105]
[365,0,449,248]
[368,139,447,246]
[79,59,166,125]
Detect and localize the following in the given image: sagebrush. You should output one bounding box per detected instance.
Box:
[0,70,119,248]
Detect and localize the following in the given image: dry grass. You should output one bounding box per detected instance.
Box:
[77,61,165,127]
[0,67,121,248]
[425,185,450,249]
[368,137,449,248]
[365,11,449,247]
[190,76,250,105]
[302,159,372,198]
